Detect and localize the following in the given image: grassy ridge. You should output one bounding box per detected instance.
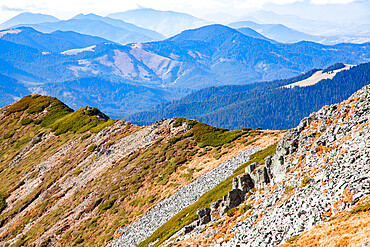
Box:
[173,117,244,148]
[0,99,267,246]
[138,143,277,247]
[50,106,112,135]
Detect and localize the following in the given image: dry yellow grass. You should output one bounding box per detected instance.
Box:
[279,211,370,247]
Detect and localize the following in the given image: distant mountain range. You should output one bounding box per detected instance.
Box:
[229,20,369,45]
[230,21,317,43]
[108,8,209,37]
[0,12,59,30]
[237,10,329,34]
[236,27,276,43]
[3,12,165,45]
[234,10,370,44]
[71,13,165,40]
[128,62,370,130]
[0,24,369,118]
[0,27,110,53]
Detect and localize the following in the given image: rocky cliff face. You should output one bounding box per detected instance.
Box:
[166,85,370,246]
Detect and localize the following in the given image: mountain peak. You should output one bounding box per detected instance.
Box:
[108,9,207,37]
[72,13,103,20]
[169,24,243,42]
[0,12,59,30]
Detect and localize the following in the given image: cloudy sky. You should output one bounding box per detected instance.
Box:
[0,0,368,23]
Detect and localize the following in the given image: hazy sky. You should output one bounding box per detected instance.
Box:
[0,0,368,23]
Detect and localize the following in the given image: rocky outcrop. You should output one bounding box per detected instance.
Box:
[185,208,211,234]
[209,173,254,219]
[166,85,370,247]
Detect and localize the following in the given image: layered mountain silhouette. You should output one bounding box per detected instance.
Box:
[0,12,59,30]
[6,14,164,44]
[0,24,369,118]
[229,21,319,43]
[0,27,110,52]
[236,27,277,43]
[128,63,370,130]
[108,8,209,37]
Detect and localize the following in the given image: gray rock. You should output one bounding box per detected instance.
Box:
[197,207,211,225]
[245,162,261,174]
[250,166,270,189]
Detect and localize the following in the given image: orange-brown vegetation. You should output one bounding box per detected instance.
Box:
[278,211,370,247]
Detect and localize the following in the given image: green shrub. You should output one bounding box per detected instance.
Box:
[169,156,186,167]
[5,95,73,128]
[172,117,186,127]
[244,138,259,146]
[90,119,116,133]
[284,186,293,195]
[15,137,32,149]
[129,198,145,207]
[56,224,70,235]
[242,127,251,131]
[33,119,42,125]
[74,238,84,244]
[350,203,370,214]
[81,133,91,141]
[223,143,235,149]
[158,176,169,185]
[239,204,252,214]
[40,237,51,247]
[5,95,36,115]
[176,139,189,150]
[4,131,15,139]
[186,149,198,157]
[21,117,33,125]
[32,137,42,145]
[287,235,299,243]
[168,136,182,144]
[172,117,197,128]
[301,176,311,187]
[182,132,193,138]
[98,199,116,212]
[146,195,156,204]
[212,220,223,228]
[213,153,221,160]
[226,208,238,217]
[87,144,97,152]
[0,194,7,214]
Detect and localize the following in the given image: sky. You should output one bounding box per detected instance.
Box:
[0,0,368,24]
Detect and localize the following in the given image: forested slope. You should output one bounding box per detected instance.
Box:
[129,62,370,130]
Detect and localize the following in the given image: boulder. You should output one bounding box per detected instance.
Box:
[220,189,245,215]
[197,207,211,225]
[232,173,254,193]
[250,166,270,189]
[245,162,261,174]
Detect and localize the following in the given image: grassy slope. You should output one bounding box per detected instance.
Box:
[0,95,116,246]
[0,97,280,247]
